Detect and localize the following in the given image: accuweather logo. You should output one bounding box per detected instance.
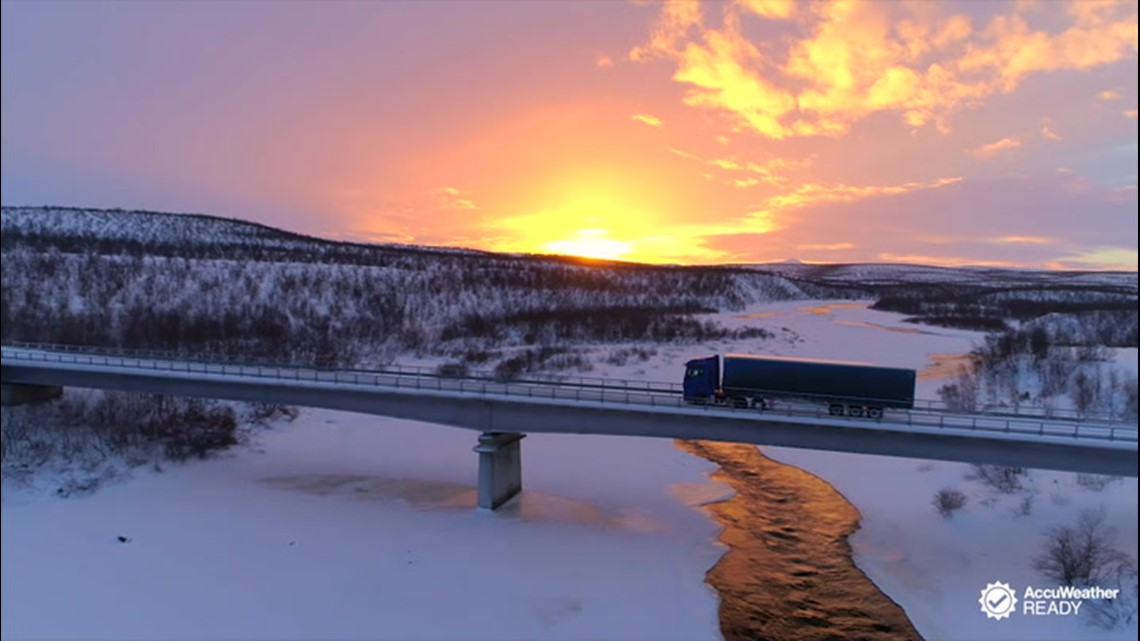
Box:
[979,581,1018,620]
[978,580,1121,620]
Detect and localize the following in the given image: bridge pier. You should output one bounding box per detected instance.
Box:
[474,431,525,510]
[1,382,63,406]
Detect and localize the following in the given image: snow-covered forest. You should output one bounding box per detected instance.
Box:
[3,207,1135,370]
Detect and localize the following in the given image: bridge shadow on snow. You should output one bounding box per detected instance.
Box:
[258,474,666,533]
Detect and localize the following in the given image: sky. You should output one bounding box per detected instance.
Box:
[2,0,1137,269]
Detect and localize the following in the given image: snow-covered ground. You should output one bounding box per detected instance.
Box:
[1,413,727,641]
[3,299,1136,641]
[722,301,1139,641]
[569,299,1138,640]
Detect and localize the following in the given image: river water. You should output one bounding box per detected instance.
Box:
[685,300,973,639]
[680,441,923,641]
[685,300,977,639]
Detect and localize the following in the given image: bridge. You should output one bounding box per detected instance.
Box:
[2,344,1137,509]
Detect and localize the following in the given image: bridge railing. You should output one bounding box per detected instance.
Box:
[2,341,684,394]
[3,345,1137,445]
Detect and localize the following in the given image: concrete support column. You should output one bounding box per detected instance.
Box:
[474,431,525,510]
[1,383,63,406]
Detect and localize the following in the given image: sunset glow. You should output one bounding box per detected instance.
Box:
[2,0,1136,269]
[544,230,633,262]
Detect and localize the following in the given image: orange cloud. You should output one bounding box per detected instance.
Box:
[738,0,797,20]
[632,113,664,127]
[764,176,961,210]
[437,186,479,210]
[596,54,614,68]
[959,5,1138,92]
[1040,120,1063,141]
[633,0,1138,139]
[876,252,1022,268]
[1051,247,1139,270]
[970,136,1022,157]
[991,235,1055,245]
[1098,89,1122,100]
[1125,108,1139,118]
[670,147,811,186]
[797,242,856,250]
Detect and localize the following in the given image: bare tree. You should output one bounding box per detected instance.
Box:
[1123,377,1139,420]
[1071,369,1099,417]
[1033,506,1130,586]
[937,366,978,413]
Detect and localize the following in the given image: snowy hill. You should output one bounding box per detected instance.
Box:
[2,206,1135,364]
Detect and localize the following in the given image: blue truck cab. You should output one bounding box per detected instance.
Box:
[683,355,720,402]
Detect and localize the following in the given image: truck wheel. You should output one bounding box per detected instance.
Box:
[754,398,768,411]
[848,406,865,418]
[867,407,884,419]
[828,404,844,416]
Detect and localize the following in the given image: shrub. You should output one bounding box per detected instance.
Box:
[2,390,242,488]
[1012,495,1034,517]
[1033,507,1130,586]
[1076,474,1121,491]
[436,362,470,378]
[937,366,978,413]
[933,488,968,518]
[971,464,1028,493]
[162,405,238,461]
[1085,559,1139,629]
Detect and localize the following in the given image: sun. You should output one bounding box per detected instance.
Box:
[543,228,633,261]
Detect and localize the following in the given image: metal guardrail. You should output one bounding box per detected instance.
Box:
[2,341,684,394]
[3,344,1137,445]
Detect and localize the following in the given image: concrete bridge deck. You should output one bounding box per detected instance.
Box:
[3,345,1136,507]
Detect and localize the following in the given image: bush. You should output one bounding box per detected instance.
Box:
[1033,507,1130,586]
[603,346,658,367]
[937,366,978,413]
[1076,474,1121,491]
[933,487,968,518]
[971,464,1028,493]
[2,390,242,488]
[436,362,470,378]
[162,405,238,461]
[1085,559,1139,629]
[492,347,592,381]
[1012,495,1034,517]
[246,402,299,424]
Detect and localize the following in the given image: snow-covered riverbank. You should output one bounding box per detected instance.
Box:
[732,301,1139,641]
[2,410,728,641]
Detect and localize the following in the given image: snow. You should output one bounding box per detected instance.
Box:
[3,299,1137,641]
[590,299,1137,640]
[764,447,1137,641]
[726,301,1139,641]
[2,412,727,641]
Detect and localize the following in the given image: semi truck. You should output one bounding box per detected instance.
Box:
[683,354,916,418]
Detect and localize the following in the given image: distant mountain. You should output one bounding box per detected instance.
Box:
[748,260,1136,292]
